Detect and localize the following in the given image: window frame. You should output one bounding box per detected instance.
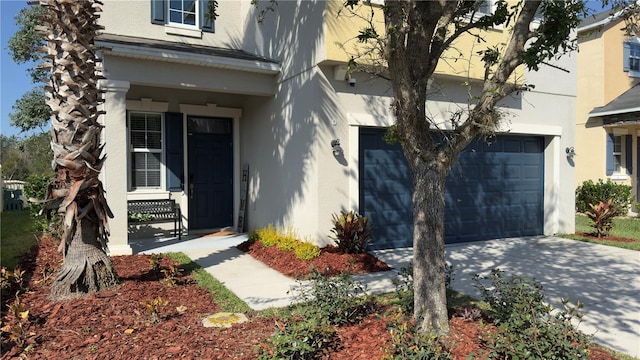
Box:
[128,111,165,192]
[629,42,640,75]
[612,135,623,174]
[168,0,199,29]
[624,38,640,78]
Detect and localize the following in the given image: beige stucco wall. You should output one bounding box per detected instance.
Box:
[575,20,638,187]
[323,0,520,81]
[99,0,244,48]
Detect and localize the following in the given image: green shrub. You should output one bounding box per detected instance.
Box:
[251,225,321,261]
[585,199,616,237]
[329,210,373,254]
[473,269,591,359]
[292,269,373,326]
[294,241,321,261]
[251,224,279,247]
[23,175,56,232]
[383,314,453,360]
[259,270,371,359]
[258,317,335,360]
[575,179,633,216]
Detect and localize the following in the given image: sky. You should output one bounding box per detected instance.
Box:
[0,0,614,139]
[1,0,36,138]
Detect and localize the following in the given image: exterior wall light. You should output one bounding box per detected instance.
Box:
[331,139,343,156]
[566,146,576,159]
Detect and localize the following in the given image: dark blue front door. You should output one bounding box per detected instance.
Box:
[360,128,544,249]
[187,117,233,230]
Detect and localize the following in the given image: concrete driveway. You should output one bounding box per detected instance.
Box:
[374,236,640,357]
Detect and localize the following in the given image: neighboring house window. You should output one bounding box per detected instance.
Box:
[613,135,622,173]
[478,0,493,14]
[151,0,214,32]
[623,38,640,77]
[607,133,633,177]
[129,112,163,189]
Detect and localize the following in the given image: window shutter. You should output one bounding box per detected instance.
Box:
[200,0,215,32]
[165,112,184,191]
[623,42,631,72]
[625,135,633,175]
[606,132,614,176]
[637,136,640,183]
[151,0,166,25]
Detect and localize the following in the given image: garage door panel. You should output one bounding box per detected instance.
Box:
[360,129,544,249]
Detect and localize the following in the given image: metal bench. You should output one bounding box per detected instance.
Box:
[127,199,182,240]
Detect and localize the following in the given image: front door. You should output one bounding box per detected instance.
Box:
[187,116,233,230]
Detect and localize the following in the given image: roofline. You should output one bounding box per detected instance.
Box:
[589,107,640,118]
[96,39,281,76]
[577,0,640,33]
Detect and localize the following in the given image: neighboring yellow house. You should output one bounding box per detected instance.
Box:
[576,9,640,208]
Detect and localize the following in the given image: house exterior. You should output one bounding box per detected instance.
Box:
[96,0,576,255]
[575,9,640,208]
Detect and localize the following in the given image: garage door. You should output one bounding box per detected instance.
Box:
[359,128,544,249]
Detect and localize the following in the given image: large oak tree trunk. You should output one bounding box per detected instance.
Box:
[37,0,119,300]
[411,161,449,334]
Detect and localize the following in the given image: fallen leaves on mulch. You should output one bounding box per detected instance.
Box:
[237,240,391,279]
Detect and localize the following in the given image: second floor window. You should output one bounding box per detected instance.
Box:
[629,43,640,72]
[624,38,640,77]
[151,0,214,33]
[169,0,197,27]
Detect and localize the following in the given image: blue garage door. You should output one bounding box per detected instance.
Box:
[359,128,544,249]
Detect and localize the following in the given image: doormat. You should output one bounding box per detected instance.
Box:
[206,230,237,237]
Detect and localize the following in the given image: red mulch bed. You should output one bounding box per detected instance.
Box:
[575,232,639,243]
[1,235,619,359]
[237,240,391,279]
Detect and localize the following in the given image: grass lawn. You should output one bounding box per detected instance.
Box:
[560,214,640,251]
[0,210,41,270]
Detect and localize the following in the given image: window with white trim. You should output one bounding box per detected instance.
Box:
[151,0,214,33]
[129,112,163,189]
[624,38,640,77]
[613,135,622,174]
[169,0,198,27]
[629,43,640,71]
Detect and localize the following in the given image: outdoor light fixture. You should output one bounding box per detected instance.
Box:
[331,139,343,156]
[565,146,576,159]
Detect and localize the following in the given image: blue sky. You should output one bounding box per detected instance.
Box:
[0,0,613,139]
[1,0,36,138]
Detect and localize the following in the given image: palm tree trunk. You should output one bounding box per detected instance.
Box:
[37,0,119,300]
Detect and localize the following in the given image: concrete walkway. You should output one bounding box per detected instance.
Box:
[132,235,640,357]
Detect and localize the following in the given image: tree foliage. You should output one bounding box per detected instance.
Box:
[335,0,637,335]
[7,4,47,83]
[0,133,53,181]
[8,88,50,133]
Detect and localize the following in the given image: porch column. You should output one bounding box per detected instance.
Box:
[99,79,131,255]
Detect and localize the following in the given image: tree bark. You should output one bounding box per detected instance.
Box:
[49,217,119,300]
[37,0,119,300]
[411,157,449,334]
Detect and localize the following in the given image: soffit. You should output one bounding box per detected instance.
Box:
[96,33,280,75]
